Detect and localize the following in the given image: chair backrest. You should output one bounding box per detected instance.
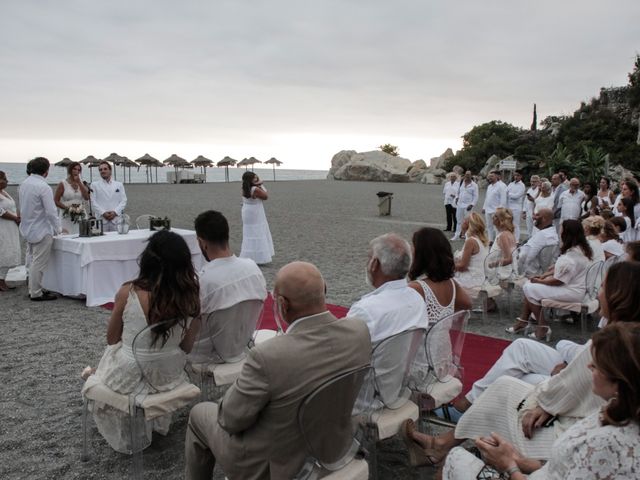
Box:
[188,299,264,364]
[584,260,604,300]
[135,214,154,229]
[297,365,371,472]
[537,244,560,273]
[425,310,469,382]
[483,249,505,286]
[602,254,622,276]
[510,245,522,280]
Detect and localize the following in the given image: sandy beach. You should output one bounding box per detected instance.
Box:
[1,180,589,480]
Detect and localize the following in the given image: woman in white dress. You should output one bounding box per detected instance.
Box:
[600,220,625,259]
[489,208,517,279]
[581,215,606,262]
[617,197,637,243]
[454,213,489,296]
[239,172,274,265]
[596,176,615,210]
[54,161,89,234]
[81,230,201,453]
[0,171,21,291]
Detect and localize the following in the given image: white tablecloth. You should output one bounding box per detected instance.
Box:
[42,228,204,307]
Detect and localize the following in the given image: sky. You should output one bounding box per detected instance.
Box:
[1,1,638,170]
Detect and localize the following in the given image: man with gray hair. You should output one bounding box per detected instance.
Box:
[347,233,427,343]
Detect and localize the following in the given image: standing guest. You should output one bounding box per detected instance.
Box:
[557,178,585,222]
[239,171,274,265]
[442,173,458,232]
[617,197,636,243]
[482,170,507,242]
[581,215,606,263]
[506,171,526,242]
[579,181,597,219]
[0,171,21,291]
[524,175,540,238]
[596,176,615,210]
[550,173,568,231]
[451,171,478,241]
[454,213,489,295]
[532,181,554,234]
[558,169,570,187]
[54,161,89,235]
[91,161,127,233]
[19,157,62,301]
[600,220,625,259]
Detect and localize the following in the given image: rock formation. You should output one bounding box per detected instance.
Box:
[327,150,412,182]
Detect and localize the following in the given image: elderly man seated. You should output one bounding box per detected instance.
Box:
[184,261,371,480]
[518,208,558,277]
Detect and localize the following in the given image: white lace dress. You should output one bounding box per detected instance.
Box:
[443,410,640,479]
[240,186,274,264]
[454,237,488,292]
[0,191,20,277]
[81,289,191,453]
[58,180,85,234]
[489,231,514,279]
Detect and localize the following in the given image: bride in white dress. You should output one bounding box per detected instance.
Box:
[240,172,274,265]
[81,230,201,453]
[54,161,89,234]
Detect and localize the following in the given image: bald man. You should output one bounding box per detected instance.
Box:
[185,262,371,480]
[518,208,559,277]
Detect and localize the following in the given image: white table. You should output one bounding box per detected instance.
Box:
[42,228,204,307]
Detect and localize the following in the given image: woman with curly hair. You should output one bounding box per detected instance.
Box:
[581,215,606,262]
[239,171,274,264]
[453,212,489,296]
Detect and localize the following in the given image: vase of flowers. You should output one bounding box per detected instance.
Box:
[63,203,87,224]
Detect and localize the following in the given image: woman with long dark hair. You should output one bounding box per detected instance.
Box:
[618,197,637,242]
[239,171,274,264]
[82,230,201,453]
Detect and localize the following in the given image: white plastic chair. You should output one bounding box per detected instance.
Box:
[471,249,504,322]
[135,214,154,229]
[81,321,200,479]
[294,366,371,480]
[187,299,264,400]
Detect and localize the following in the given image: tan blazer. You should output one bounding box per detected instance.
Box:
[211,311,371,479]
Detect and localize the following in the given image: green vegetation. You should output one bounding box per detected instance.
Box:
[379,143,399,156]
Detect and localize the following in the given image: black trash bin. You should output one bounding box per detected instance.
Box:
[376,191,393,216]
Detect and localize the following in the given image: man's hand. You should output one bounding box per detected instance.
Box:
[476,433,521,472]
[550,362,567,376]
[521,406,552,439]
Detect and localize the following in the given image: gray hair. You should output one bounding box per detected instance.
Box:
[540,180,552,192]
[369,233,412,279]
[530,175,540,182]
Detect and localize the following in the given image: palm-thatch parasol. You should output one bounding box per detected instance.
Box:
[55,157,73,168]
[135,153,162,183]
[217,156,237,182]
[119,156,139,184]
[164,154,190,169]
[264,157,283,181]
[80,155,102,181]
[191,155,214,182]
[246,157,262,171]
[102,153,126,181]
[237,158,251,170]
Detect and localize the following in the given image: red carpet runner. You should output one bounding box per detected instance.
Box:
[103,296,511,394]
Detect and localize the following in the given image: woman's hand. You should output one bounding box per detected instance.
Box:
[475,433,521,472]
[14,214,21,225]
[522,406,552,439]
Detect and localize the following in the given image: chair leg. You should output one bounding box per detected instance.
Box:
[581,308,587,336]
[364,422,379,480]
[480,291,488,323]
[81,398,90,462]
[129,402,144,480]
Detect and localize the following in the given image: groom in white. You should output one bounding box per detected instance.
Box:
[91,161,127,232]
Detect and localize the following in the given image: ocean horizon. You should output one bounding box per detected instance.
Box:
[0,162,328,185]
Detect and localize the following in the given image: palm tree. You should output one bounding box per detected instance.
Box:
[543,143,573,177]
[575,145,607,184]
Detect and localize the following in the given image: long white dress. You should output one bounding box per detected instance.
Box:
[58,180,86,234]
[240,186,274,265]
[490,231,514,279]
[454,237,488,292]
[443,410,640,479]
[81,288,191,453]
[0,191,21,277]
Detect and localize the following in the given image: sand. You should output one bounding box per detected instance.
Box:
[1,180,589,479]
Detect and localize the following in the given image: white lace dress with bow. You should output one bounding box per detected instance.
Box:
[58,180,85,234]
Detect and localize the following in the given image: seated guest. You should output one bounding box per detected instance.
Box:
[348,233,426,343]
[488,207,517,280]
[441,322,640,479]
[581,215,606,262]
[517,208,558,277]
[184,262,370,480]
[510,220,593,341]
[600,220,625,259]
[91,161,127,232]
[454,213,489,296]
[617,197,636,243]
[188,210,267,363]
[81,230,201,453]
[408,227,472,324]
[402,261,640,468]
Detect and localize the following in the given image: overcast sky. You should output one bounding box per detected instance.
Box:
[1,1,638,169]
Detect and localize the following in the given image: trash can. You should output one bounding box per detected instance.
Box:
[376,191,393,216]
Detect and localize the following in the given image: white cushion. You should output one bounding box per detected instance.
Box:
[371,400,419,440]
[541,298,599,314]
[209,360,245,385]
[6,265,27,284]
[425,378,462,409]
[253,329,278,344]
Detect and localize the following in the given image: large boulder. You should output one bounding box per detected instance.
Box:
[328,150,412,182]
[430,148,454,169]
[479,154,501,177]
[420,173,442,185]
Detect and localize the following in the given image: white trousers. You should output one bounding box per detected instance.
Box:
[485,212,496,241]
[525,209,534,238]
[28,234,53,298]
[454,207,471,238]
[511,208,522,243]
[465,338,585,403]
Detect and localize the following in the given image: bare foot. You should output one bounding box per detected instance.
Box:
[405,420,451,465]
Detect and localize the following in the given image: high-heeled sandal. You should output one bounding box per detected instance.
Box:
[528,325,552,342]
[399,419,444,467]
[505,317,529,334]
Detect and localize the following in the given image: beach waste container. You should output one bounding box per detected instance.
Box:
[377,191,393,216]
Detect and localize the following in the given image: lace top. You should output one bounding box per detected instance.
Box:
[415,279,456,325]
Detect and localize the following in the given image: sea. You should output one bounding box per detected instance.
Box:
[0,162,328,185]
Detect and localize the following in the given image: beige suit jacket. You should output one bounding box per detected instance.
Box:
[210,311,371,479]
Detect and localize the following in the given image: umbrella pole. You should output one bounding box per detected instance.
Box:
[273,164,276,181]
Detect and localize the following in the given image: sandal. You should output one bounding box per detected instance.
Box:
[505,317,529,334]
[399,419,443,467]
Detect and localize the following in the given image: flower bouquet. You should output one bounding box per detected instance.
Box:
[63,203,87,224]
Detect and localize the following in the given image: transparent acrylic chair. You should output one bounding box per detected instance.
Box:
[134,214,155,229]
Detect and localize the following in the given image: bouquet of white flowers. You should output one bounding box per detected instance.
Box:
[63,203,87,224]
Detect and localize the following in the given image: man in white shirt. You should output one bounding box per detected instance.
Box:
[524,175,540,238]
[90,161,127,232]
[189,210,267,363]
[482,170,507,242]
[506,170,526,242]
[551,173,568,231]
[18,157,62,301]
[452,171,478,241]
[442,173,459,232]
[518,208,559,277]
[558,178,585,222]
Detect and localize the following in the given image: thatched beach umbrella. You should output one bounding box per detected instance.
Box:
[135,153,162,183]
[237,158,250,170]
[191,155,214,182]
[247,157,262,172]
[217,156,237,182]
[119,157,139,184]
[55,157,73,168]
[102,153,126,181]
[80,155,102,181]
[265,157,283,181]
[164,154,190,169]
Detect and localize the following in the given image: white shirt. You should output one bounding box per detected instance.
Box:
[483,181,507,214]
[442,181,458,206]
[520,225,558,275]
[347,279,426,343]
[525,186,539,214]
[456,181,478,209]
[558,189,586,220]
[18,174,61,243]
[506,180,526,211]
[601,239,624,257]
[534,194,554,214]
[91,177,127,220]
[587,237,605,263]
[198,255,267,313]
